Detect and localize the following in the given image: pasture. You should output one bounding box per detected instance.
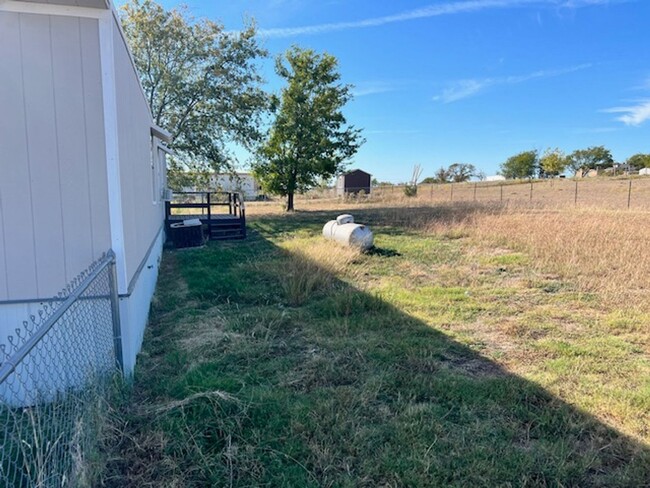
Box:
[103,201,650,487]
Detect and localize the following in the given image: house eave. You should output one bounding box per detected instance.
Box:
[151,125,172,143]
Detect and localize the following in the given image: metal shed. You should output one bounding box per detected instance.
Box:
[336,169,372,196]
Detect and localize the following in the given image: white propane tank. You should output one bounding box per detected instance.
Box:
[336,214,354,225]
[322,214,374,250]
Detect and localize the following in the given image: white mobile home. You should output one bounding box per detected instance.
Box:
[485,175,506,182]
[0,0,169,374]
[211,173,261,199]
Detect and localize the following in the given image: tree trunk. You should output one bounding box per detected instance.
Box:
[286,192,294,212]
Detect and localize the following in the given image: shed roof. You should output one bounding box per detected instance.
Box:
[343,169,371,177]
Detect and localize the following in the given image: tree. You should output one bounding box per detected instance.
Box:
[447,163,477,182]
[424,163,476,184]
[500,150,538,179]
[566,146,614,175]
[253,47,364,211]
[539,148,567,177]
[626,153,650,170]
[121,0,269,189]
[433,167,450,183]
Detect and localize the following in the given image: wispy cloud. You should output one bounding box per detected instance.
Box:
[571,127,620,134]
[352,81,397,97]
[256,0,623,38]
[433,64,592,103]
[559,0,619,6]
[602,101,650,126]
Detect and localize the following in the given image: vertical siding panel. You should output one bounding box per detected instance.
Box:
[79,18,111,259]
[113,26,140,281]
[0,12,38,300]
[20,14,66,297]
[51,16,94,280]
[112,20,164,285]
[0,203,8,299]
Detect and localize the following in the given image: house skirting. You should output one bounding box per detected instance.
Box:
[118,227,164,375]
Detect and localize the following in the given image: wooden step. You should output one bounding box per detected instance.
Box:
[209,226,246,241]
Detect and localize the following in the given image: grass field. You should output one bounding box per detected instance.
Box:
[103,203,650,487]
[285,175,650,212]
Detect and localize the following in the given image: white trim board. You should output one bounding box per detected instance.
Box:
[0,0,106,19]
[98,13,128,294]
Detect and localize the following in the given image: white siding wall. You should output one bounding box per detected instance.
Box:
[119,229,163,374]
[213,174,260,199]
[112,23,165,286]
[0,12,110,302]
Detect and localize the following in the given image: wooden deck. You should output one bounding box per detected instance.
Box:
[165,192,246,241]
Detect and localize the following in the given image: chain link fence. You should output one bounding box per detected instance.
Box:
[0,251,121,487]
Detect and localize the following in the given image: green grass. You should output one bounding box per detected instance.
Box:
[103,209,650,487]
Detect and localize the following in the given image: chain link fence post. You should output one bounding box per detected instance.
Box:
[108,250,124,374]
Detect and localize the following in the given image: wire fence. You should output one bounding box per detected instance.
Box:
[0,251,121,488]
[297,177,650,210]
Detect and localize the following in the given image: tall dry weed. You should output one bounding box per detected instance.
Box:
[278,240,361,306]
[421,205,650,305]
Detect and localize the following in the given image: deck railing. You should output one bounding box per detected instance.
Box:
[165,191,246,239]
[166,191,244,217]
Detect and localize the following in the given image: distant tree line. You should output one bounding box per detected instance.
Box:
[499,146,650,179]
[411,147,650,187]
[421,163,482,184]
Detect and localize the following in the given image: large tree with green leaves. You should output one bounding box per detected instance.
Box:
[566,146,614,175]
[539,148,568,177]
[500,150,538,179]
[253,47,364,211]
[425,163,477,183]
[120,0,268,189]
[626,153,650,170]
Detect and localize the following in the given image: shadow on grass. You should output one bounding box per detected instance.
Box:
[104,207,650,487]
[365,246,401,257]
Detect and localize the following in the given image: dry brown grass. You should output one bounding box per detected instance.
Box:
[395,177,650,210]
[422,206,650,307]
[276,240,361,306]
[247,181,650,309]
[246,176,650,216]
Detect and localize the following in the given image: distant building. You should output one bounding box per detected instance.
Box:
[578,168,600,178]
[485,175,506,182]
[336,169,372,196]
[640,168,650,176]
[604,163,634,176]
[211,173,261,200]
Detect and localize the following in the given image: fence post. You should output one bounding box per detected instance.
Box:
[450,183,454,202]
[627,180,632,209]
[574,180,578,207]
[500,184,503,202]
[530,180,533,201]
[430,183,434,201]
[473,183,477,201]
[108,251,124,374]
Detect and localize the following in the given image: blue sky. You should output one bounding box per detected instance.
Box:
[133,0,650,182]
